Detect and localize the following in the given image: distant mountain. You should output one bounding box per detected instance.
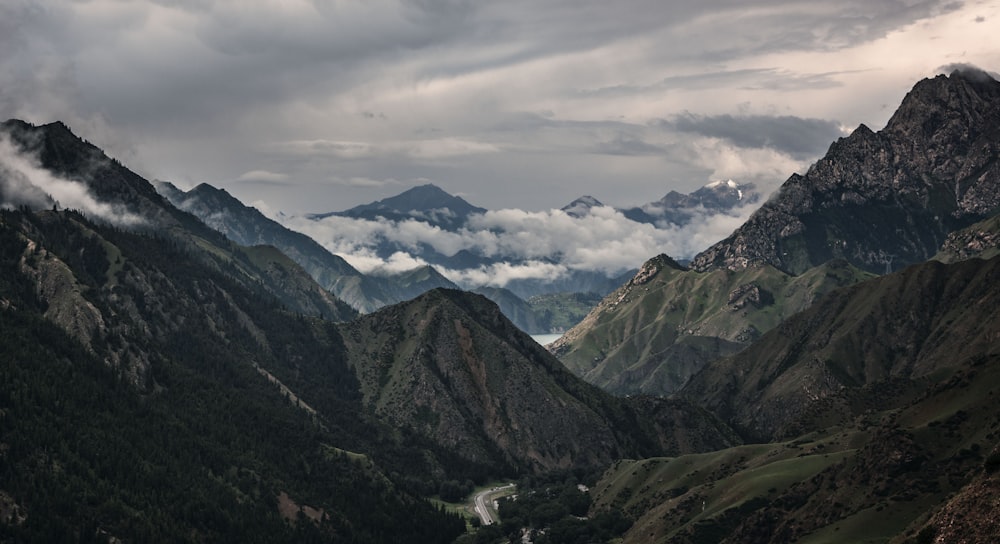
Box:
[621,179,760,226]
[311,183,486,230]
[561,195,604,218]
[156,181,385,311]
[295,181,753,301]
[472,285,543,333]
[691,68,1000,275]
[157,181,442,313]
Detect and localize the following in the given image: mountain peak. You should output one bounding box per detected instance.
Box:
[311,183,486,229]
[561,195,604,217]
[690,71,1000,275]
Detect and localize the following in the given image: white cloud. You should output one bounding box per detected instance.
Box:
[0,135,145,227]
[279,198,763,287]
[235,169,288,183]
[2,0,996,214]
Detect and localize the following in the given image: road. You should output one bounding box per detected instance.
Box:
[473,484,516,526]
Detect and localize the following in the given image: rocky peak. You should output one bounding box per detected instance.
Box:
[690,69,1000,275]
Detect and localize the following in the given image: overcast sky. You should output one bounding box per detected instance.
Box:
[2,0,998,214]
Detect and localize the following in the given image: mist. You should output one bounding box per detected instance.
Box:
[0,135,145,227]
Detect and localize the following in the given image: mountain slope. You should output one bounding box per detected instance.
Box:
[156,181,398,313]
[691,69,1000,275]
[934,213,1000,262]
[551,256,872,395]
[589,254,1000,544]
[338,288,739,474]
[0,208,465,543]
[1,120,355,321]
[683,254,1000,442]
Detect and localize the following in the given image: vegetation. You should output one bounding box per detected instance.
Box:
[0,209,466,543]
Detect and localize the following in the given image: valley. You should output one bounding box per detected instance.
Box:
[1,68,999,544]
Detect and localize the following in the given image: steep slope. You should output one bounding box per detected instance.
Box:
[691,69,1000,275]
[473,285,544,333]
[338,288,739,474]
[0,209,465,543]
[587,254,1000,543]
[156,181,398,313]
[683,254,1000,442]
[1,120,355,321]
[934,213,1000,263]
[552,255,872,395]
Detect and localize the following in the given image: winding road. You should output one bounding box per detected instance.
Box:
[473,484,516,526]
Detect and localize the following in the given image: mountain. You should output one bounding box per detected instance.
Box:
[372,263,459,301]
[0,208,466,543]
[551,69,1000,396]
[155,181,423,313]
[934,213,1000,263]
[691,69,1000,275]
[682,254,1000,442]
[551,255,872,395]
[295,181,750,301]
[591,254,1000,544]
[621,180,760,226]
[338,288,739,474]
[0,118,745,540]
[311,183,486,230]
[471,287,604,335]
[561,195,604,218]
[1,120,357,322]
[472,285,544,333]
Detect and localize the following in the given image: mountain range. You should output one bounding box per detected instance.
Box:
[1,67,999,544]
[282,177,759,300]
[553,67,1000,397]
[155,180,609,333]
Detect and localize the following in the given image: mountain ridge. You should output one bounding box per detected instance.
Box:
[690,69,1000,275]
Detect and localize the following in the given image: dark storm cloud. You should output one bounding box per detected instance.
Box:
[0,0,990,214]
[659,114,845,159]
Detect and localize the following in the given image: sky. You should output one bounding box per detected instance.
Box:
[2,0,999,216]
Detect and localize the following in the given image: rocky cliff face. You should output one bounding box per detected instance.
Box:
[934,213,1000,262]
[690,69,1000,275]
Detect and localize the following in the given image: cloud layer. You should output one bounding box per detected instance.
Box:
[280,199,759,288]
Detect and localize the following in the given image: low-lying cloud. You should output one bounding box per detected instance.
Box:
[0,135,145,226]
[280,200,761,288]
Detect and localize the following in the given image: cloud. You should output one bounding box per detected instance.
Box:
[0,134,145,226]
[279,198,764,287]
[660,113,846,159]
[235,169,289,184]
[2,0,994,215]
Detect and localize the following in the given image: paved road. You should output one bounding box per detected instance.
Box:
[473,484,515,526]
